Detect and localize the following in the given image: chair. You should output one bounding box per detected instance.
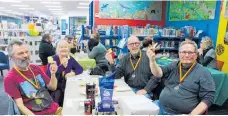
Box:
[216,60,224,71]
[0,51,10,76]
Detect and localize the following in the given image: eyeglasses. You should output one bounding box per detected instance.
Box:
[128,42,140,46]
[179,51,196,55]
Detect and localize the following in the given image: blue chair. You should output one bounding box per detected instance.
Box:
[0,51,9,76]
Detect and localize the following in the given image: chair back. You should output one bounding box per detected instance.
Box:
[0,51,10,69]
[216,60,224,71]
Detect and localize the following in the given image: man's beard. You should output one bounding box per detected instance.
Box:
[14,57,30,69]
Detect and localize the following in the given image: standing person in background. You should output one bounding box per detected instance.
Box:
[87,33,109,75]
[39,34,55,65]
[198,36,217,69]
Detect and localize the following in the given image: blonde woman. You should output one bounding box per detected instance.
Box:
[198,36,217,69]
[46,40,83,106]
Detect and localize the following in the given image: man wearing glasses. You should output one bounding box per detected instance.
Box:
[147,40,215,115]
[106,36,159,99]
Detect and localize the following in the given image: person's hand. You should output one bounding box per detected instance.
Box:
[62,57,68,68]
[50,61,58,76]
[147,45,156,61]
[65,71,75,78]
[136,89,147,95]
[105,52,114,64]
[198,48,203,55]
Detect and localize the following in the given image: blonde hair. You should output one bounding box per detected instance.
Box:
[56,40,70,55]
[201,36,213,49]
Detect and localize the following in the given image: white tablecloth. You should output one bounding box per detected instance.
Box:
[62,71,158,115]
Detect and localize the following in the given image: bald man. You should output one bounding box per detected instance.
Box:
[106,36,159,99]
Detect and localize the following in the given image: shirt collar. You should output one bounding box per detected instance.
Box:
[131,51,141,59]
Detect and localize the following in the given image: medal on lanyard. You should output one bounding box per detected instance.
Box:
[130,51,142,78]
[174,61,196,90]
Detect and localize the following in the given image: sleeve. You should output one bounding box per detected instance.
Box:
[160,61,177,77]
[4,77,22,99]
[198,71,216,107]
[88,47,99,59]
[144,76,160,93]
[71,58,83,75]
[111,56,125,79]
[199,55,214,66]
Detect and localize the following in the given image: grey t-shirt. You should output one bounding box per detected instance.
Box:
[204,48,217,69]
[159,61,215,114]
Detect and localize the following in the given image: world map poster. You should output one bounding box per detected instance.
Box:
[99,1,162,21]
[169,1,216,21]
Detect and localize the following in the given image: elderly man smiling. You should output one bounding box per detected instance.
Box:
[147,40,215,115]
[4,39,61,115]
[106,36,159,99]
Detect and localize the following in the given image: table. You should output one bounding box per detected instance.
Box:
[62,71,159,115]
[71,54,96,70]
[156,58,228,106]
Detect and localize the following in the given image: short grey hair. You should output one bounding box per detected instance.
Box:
[179,40,198,52]
[201,36,213,49]
[7,39,24,57]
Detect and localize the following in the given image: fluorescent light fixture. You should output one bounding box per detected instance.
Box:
[12,4,29,7]
[46,5,62,8]
[77,6,89,9]
[19,8,34,10]
[0,0,21,3]
[0,10,13,12]
[49,9,62,11]
[79,2,90,5]
[41,2,60,4]
[0,7,4,9]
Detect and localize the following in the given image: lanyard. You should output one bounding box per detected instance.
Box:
[14,66,39,89]
[130,50,142,71]
[178,61,196,83]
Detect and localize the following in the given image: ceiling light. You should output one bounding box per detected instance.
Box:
[0,10,13,12]
[49,9,62,11]
[79,2,90,5]
[0,0,21,3]
[19,8,34,10]
[41,2,60,4]
[77,6,89,9]
[12,4,29,7]
[46,5,62,8]
[0,7,4,9]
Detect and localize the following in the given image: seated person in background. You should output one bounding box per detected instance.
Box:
[39,34,55,65]
[142,37,153,51]
[185,36,194,41]
[106,36,159,99]
[0,87,20,115]
[46,40,83,106]
[147,40,215,115]
[198,36,217,69]
[87,33,109,75]
[4,40,61,115]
